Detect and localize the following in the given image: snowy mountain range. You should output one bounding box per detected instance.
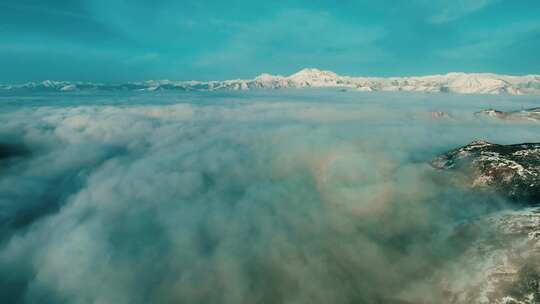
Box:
[2,68,540,95]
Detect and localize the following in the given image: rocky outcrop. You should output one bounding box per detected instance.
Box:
[431,140,540,204]
[430,111,453,119]
[475,108,540,122]
[427,141,540,303]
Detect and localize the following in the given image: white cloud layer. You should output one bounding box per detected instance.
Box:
[1,90,539,303]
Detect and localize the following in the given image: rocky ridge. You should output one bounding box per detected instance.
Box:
[430,141,540,303]
[475,108,540,122]
[431,140,540,204]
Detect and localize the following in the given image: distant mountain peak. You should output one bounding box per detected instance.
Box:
[289,68,338,79]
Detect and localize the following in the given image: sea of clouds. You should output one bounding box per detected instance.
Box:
[1,90,539,303]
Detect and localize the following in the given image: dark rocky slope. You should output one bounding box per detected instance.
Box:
[428,141,540,303]
[431,140,540,204]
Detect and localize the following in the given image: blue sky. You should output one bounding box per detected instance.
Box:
[1,0,539,82]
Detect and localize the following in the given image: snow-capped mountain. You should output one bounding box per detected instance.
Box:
[2,68,540,95]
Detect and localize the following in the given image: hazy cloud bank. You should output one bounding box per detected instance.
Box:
[1,91,539,303]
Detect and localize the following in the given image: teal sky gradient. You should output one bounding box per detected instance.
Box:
[1,0,539,82]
